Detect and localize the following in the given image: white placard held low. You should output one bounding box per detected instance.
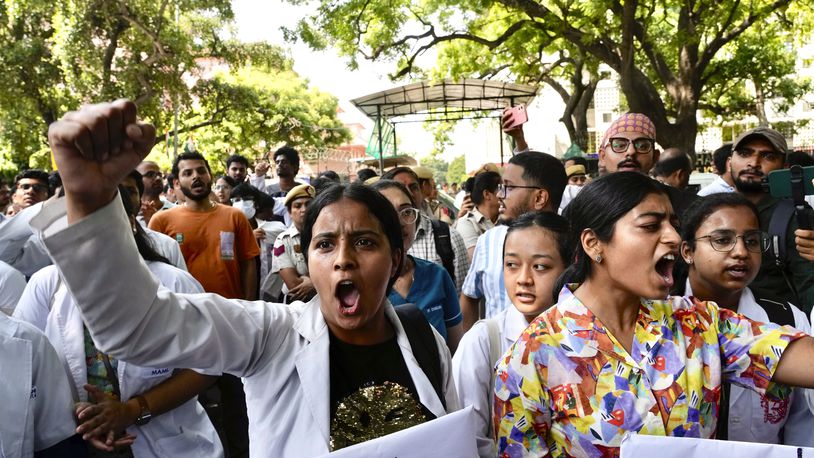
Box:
[621,433,814,458]
[320,406,478,458]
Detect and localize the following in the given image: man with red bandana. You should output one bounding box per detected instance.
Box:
[597,113,698,219]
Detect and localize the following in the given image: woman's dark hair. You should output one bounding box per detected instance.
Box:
[505,211,574,302]
[117,185,171,265]
[356,168,378,183]
[680,192,760,250]
[318,170,341,182]
[300,183,404,293]
[216,175,238,188]
[370,179,416,208]
[232,183,276,210]
[310,176,336,196]
[554,172,667,294]
[461,176,476,193]
[471,171,501,205]
[670,192,760,296]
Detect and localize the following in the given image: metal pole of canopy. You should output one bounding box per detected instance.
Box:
[499,118,504,166]
[377,105,385,173]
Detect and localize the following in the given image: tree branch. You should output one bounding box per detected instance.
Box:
[699,0,792,73]
[391,20,534,77]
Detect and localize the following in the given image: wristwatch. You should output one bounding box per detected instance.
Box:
[133,395,152,426]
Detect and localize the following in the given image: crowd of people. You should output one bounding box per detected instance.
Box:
[4,100,814,458]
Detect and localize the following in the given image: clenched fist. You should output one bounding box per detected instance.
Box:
[48,100,156,222]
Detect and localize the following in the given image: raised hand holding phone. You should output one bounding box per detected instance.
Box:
[501,105,529,152]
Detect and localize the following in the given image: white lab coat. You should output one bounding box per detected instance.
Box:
[143,226,188,271]
[0,202,51,276]
[686,283,814,446]
[0,313,77,458]
[32,196,460,458]
[13,263,223,458]
[0,260,26,315]
[452,305,529,457]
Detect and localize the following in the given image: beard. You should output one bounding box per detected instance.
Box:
[497,203,530,225]
[180,181,212,201]
[731,169,764,193]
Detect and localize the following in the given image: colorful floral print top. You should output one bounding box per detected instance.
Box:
[494,286,805,457]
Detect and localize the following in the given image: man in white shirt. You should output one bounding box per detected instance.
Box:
[698,143,736,196]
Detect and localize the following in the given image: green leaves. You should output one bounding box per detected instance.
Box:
[286,0,811,154]
[0,0,348,173]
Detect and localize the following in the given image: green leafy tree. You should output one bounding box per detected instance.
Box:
[287,0,814,156]
[446,155,467,184]
[700,24,811,127]
[0,0,349,173]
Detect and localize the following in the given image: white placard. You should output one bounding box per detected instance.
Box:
[320,406,478,458]
[621,433,814,458]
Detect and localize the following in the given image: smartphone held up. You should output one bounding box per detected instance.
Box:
[502,105,528,131]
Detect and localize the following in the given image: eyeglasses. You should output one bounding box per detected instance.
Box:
[230,196,255,204]
[213,184,231,191]
[608,137,655,154]
[142,171,164,179]
[19,183,48,193]
[693,230,770,253]
[398,207,420,225]
[497,183,541,199]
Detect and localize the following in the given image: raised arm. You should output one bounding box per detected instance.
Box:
[39,100,286,376]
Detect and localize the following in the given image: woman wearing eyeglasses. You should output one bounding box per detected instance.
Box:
[212,175,237,206]
[372,180,464,352]
[678,193,814,446]
[495,172,814,457]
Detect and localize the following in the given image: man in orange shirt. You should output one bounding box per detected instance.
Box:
[149,151,259,458]
[150,152,259,299]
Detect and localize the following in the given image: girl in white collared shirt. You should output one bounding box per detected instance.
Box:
[452,211,572,457]
[680,192,814,446]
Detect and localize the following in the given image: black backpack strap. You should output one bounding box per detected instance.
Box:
[769,198,795,267]
[751,289,796,327]
[430,219,456,284]
[394,303,447,410]
[768,199,803,304]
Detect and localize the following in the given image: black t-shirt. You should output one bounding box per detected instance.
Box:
[328,331,435,450]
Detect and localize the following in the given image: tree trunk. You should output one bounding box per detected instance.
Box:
[754,80,769,126]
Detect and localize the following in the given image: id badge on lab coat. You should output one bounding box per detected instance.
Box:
[220,231,235,261]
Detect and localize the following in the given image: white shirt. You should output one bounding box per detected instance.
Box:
[461,225,511,318]
[558,184,582,214]
[0,313,77,457]
[0,260,26,315]
[32,196,461,458]
[697,175,735,196]
[143,225,188,271]
[452,306,530,457]
[0,202,52,276]
[14,262,222,458]
[686,282,814,446]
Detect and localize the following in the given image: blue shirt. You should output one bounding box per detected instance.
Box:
[389,256,462,339]
[461,225,510,318]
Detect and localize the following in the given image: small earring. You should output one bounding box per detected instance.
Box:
[687,258,693,265]
[595,254,602,263]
